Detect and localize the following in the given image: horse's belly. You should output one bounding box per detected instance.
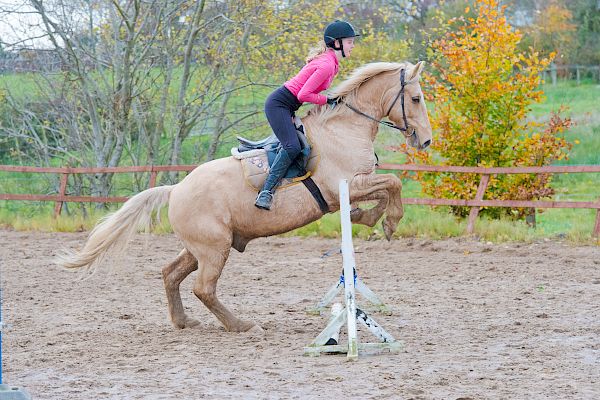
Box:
[233,184,324,239]
[168,159,324,241]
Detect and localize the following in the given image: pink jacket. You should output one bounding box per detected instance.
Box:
[284,49,339,105]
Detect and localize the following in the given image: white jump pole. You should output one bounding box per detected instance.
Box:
[324,303,343,346]
[304,179,402,358]
[339,179,359,360]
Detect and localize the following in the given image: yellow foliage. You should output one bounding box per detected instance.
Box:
[530,1,576,59]
[414,0,573,219]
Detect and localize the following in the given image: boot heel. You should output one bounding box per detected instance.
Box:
[255,190,274,210]
[253,149,294,210]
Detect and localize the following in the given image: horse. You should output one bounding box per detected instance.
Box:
[58,61,432,333]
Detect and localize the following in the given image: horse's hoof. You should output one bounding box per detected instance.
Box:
[248,324,265,334]
[184,318,202,328]
[173,316,201,329]
[228,320,257,332]
[245,324,266,340]
[382,219,394,241]
[350,207,362,222]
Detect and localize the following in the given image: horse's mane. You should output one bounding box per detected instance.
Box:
[330,62,406,98]
[307,61,409,122]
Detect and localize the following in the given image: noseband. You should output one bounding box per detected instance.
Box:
[341,68,415,139]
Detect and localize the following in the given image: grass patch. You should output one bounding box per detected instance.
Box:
[0,205,99,232]
[1,200,597,245]
[531,81,600,116]
[0,203,173,234]
[286,204,598,244]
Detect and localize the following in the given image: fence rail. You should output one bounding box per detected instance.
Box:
[1,164,599,237]
[543,64,600,84]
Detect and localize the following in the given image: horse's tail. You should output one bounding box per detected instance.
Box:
[57,185,174,271]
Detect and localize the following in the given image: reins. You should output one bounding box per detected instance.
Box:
[339,68,415,139]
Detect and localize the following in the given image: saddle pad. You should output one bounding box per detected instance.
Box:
[235,149,320,191]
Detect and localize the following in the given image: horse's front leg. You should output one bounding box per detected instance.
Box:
[349,173,404,240]
[349,196,388,227]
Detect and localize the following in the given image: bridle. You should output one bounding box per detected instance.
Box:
[341,68,416,139]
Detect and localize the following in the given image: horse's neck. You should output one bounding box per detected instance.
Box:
[304,86,383,151]
[303,99,381,177]
[304,111,374,148]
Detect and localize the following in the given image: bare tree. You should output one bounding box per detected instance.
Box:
[0,0,353,196]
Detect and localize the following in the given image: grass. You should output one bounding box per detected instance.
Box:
[0,206,98,232]
[0,72,44,98]
[531,80,600,165]
[0,203,173,234]
[1,80,599,244]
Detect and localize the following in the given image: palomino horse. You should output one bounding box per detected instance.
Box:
[59,61,432,332]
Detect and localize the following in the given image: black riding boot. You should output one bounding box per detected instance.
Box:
[255,148,294,210]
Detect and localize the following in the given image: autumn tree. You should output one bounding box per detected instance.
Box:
[413,0,573,219]
[527,0,576,63]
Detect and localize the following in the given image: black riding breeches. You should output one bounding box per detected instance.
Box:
[264,86,303,160]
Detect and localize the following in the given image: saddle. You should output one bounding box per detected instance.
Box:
[231,118,319,191]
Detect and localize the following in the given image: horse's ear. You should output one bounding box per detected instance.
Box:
[410,61,425,80]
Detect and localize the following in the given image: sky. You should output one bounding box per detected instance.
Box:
[0,0,51,50]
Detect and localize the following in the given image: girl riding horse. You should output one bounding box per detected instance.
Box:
[254,20,360,210]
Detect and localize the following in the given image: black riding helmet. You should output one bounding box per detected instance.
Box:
[323,20,360,58]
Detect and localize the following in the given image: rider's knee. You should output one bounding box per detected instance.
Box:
[282,144,301,160]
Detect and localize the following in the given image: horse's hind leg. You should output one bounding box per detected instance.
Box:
[188,241,257,333]
[162,249,199,329]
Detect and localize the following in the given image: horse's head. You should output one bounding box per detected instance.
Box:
[384,61,432,150]
[325,61,432,150]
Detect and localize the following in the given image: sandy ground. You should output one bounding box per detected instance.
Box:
[1,229,599,399]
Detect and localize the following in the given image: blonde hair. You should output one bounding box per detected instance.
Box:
[305,41,328,63]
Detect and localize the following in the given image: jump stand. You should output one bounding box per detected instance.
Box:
[305,269,392,316]
[304,180,402,359]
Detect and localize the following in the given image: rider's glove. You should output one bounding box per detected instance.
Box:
[326,97,338,109]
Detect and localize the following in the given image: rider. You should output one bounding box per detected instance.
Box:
[254,20,359,210]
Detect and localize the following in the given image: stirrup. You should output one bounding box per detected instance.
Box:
[254,190,274,210]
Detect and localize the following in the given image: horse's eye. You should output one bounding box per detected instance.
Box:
[412,96,421,103]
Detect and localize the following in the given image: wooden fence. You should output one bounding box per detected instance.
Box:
[1,164,599,237]
[378,164,600,236]
[543,65,600,85]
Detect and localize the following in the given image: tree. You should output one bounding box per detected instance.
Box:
[528,0,576,62]
[411,0,573,219]
[0,0,406,196]
[569,0,600,65]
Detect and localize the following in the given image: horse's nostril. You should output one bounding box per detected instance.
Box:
[422,140,431,149]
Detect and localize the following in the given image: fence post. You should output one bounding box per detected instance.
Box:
[466,174,490,234]
[525,208,536,228]
[149,170,158,188]
[53,172,69,218]
[594,197,600,238]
